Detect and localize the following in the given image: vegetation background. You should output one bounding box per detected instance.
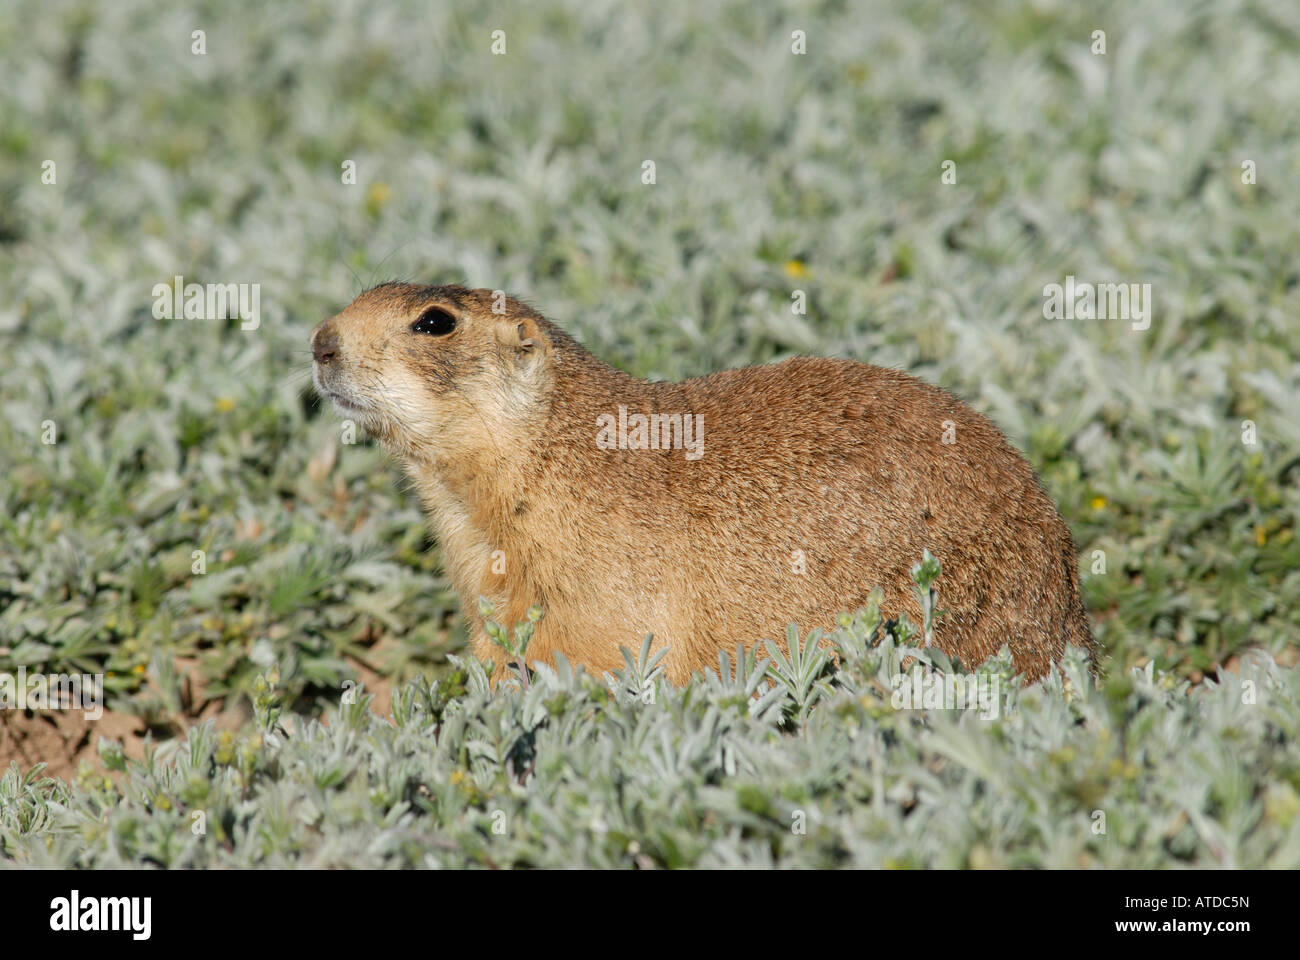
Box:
[0,0,1297,867]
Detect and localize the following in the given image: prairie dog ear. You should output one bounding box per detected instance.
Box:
[494,315,548,358]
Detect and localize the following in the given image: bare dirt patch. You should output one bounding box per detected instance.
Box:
[1,707,147,782]
[0,650,407,782]
[0,656,251,783]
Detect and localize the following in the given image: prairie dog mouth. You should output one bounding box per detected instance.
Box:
[312,365,372,417]
[325,392,370,416]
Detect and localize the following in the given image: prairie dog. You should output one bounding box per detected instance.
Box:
[311,284,1095,684]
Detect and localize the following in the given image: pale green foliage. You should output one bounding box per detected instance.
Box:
[3,614,1297,868]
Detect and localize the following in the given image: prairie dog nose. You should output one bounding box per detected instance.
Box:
[312,327,339,364]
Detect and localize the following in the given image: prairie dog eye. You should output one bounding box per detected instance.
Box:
[411,307,457,336]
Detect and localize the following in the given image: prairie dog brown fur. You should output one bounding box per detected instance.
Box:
[311,283,1095,685]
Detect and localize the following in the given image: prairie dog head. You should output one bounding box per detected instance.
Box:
[310,283,554,462]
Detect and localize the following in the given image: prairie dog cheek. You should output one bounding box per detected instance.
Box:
[370,366,447,444]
